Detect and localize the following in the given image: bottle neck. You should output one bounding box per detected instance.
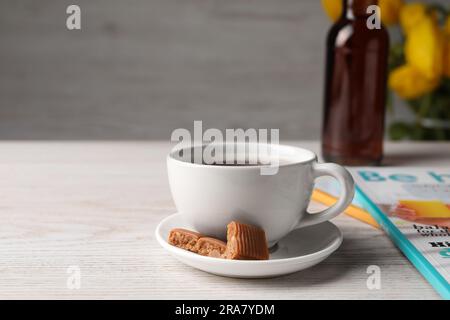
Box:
[342,0,378,20]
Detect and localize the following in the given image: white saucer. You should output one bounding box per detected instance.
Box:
[155,213,343,278]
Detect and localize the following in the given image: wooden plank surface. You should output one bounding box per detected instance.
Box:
[0,141,448,299]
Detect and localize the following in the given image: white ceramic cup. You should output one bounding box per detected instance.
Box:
[167,143,354,246]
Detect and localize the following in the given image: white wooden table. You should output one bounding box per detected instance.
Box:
[0,141,448,300]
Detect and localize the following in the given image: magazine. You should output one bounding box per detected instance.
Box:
[345,168,450,299]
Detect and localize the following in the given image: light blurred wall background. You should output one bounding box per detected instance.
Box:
[0,0,444,140]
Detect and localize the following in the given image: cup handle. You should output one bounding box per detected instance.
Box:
[295,162,355,229]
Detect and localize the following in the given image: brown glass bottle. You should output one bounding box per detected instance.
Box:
[322,0,389,166]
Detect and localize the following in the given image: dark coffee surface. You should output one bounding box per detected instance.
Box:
[202,161,263,167]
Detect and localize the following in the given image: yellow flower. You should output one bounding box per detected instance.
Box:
[445,16,450,36]
[405,16,444,80]
[321,0,342,22]
[389,65,440,100]
[379,0,404,26]
[445,39,450,78]
[400,3,427,34]
[445,17,450,78]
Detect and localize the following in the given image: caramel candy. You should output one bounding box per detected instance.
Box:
[195,237,227,258]
[168,228,202,252]
[225,221,269,260]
